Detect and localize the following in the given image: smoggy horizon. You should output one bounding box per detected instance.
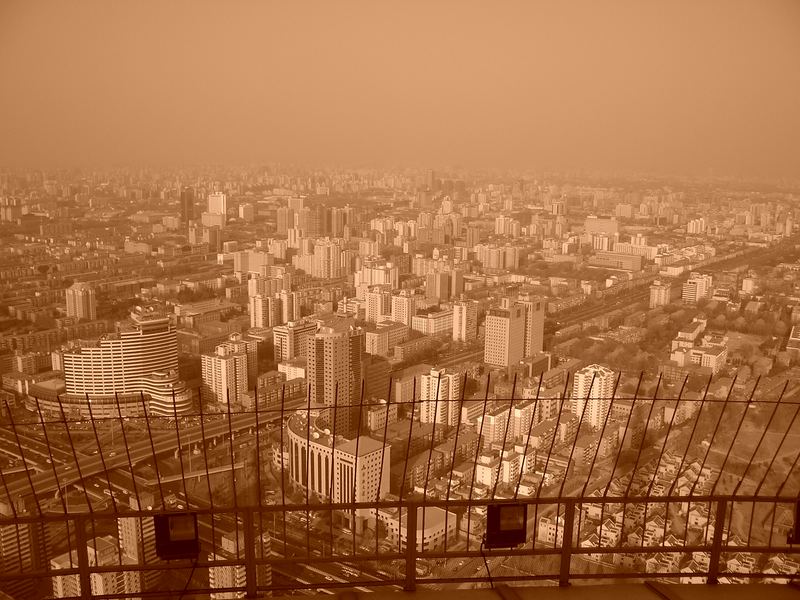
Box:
[1,1,799,180]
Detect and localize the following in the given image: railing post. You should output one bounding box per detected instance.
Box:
[707,499,727,585]
[243,508,258,598]
[559,501,575,587]
[74,515,92,597]
[405,504,417,592]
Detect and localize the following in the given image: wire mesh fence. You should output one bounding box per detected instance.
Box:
[1,369,799,598]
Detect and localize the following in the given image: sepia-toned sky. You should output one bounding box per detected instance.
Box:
[1,0,799,178]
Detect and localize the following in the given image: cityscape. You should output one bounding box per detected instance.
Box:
[1,2,800,600]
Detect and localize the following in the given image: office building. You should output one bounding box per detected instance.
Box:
[208,191,227,215]
[61,306,191,415]
[65,282,97,321]
[572,364,616,429]
[202,343,249,406]
[452,300,478,342]
[180,186,195,222]
[418,368,462,427]
[484,301,525,368]
[426,272,451,301]
[287,409,390,530]
[307,326,365,437]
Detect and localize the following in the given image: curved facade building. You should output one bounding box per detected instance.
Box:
[61,308,191,416]
[286,406,389,530]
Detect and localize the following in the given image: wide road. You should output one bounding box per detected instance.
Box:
[1,413,262,505]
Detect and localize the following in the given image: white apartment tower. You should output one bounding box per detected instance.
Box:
[202,344,249,406]
[452,300,478,342]
[65,282,97,321]
[391,291,417,327]
[572,364,616,429]
[418,368,462,427]
[365,287,392,323]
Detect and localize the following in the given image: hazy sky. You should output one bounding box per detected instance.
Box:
[1,1,799,178]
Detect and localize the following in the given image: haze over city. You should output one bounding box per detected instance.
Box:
[2,0,800,178]
[2,2,800,599]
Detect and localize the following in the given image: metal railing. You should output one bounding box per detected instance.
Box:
[1,495,799,599]
[1,369,800,598]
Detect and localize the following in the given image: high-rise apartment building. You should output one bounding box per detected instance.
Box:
[365,286,392,323]
[572,363,616,429]
[202,343,249,406]
[425,272,451,301]
[273,319,317,363]
[453,300,478,342]
[209,530,271,600]
[391,291,416,327]
[65,282,97,321]
[51,535,137,599]
[249,294,282,328]
[484,301,525,368]
[307,326,365,437]
[218,333,259,387]
[419,368,462,427]
[117,493,158,595]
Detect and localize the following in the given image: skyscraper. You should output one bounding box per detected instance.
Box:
[65,282,97,321]
[484,301,525,368]
[307,326,364,437]
[572,363,616,429]
[452,300,478,342]
[180,186,195,222]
